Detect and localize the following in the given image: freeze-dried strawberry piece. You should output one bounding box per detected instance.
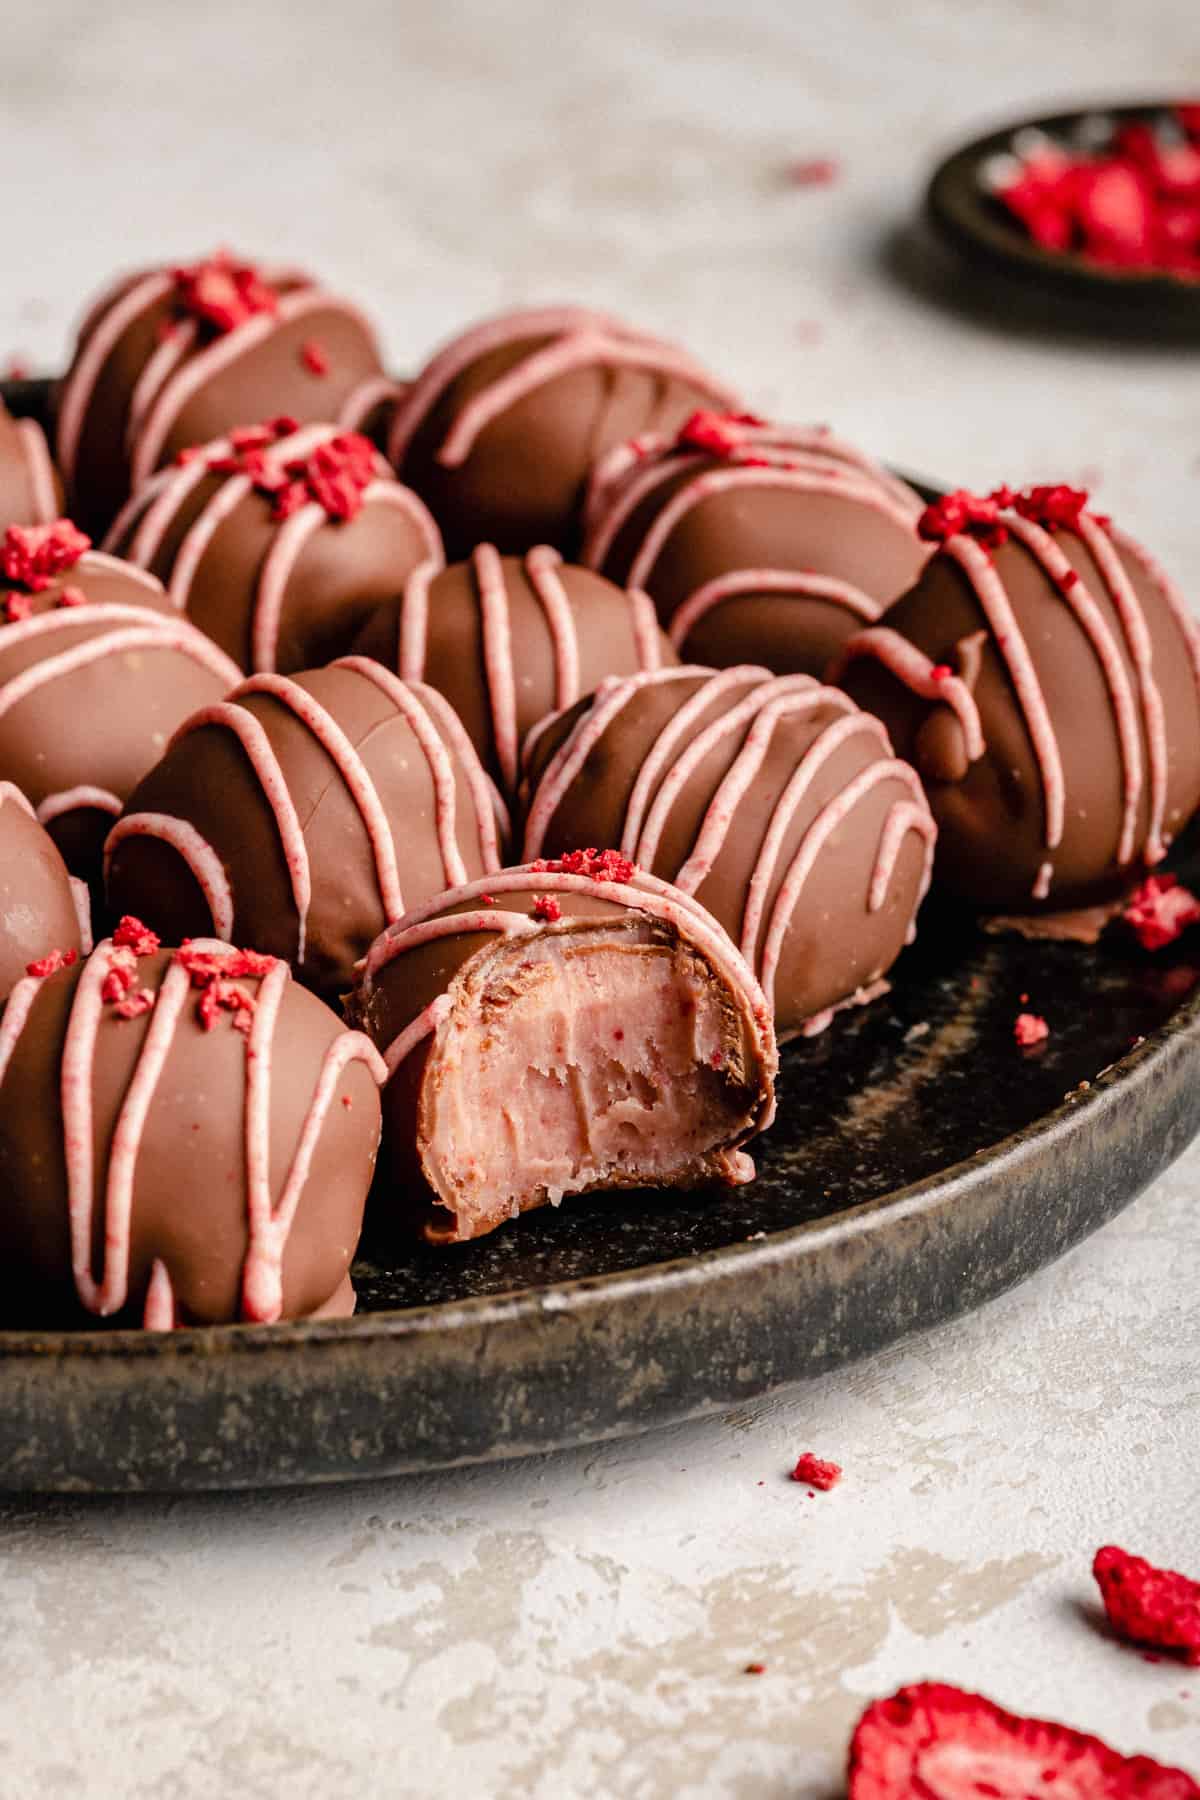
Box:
[1074,161,1154,266]
[1094,1546,1200,1667]
[1123,875,1200,951]
[848,1680,1200,1798]
[789,1452,841,1490]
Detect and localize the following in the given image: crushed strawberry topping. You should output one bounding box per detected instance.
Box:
[1014,1011,1049,1047]
[175,943,277,1035]
[56,586,87,608]
[1122,874,1200,951]
[848,1680,1200,1798]
[207,426,378,523]
[112,916,161,957]
[25,947,78,978]
[675,410,767,457]
[917,489,1008,549]
[1007,482,1092,529]
[1,520,91,593]
[300,339,329,376]
[171,253,278,334]
[531,894,562,923]
[929,663,953,681]
[1094,1546,1200,1667]
[994,110,1200,280]
[790,1452,842,1490]
[3,594,31,624]
[531,848,638,884]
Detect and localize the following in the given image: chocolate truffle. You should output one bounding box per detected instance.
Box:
[0,520,240,887]
[581,412,928,677]
[832,486,1200,929]
[351,543,675,799]
[0,783,88,1003]
[348,854,777,1243]
[386,305,740,558]
[0,397,61,531]
[521,666,935,1038]
[104,420,443,673]
[106,659,509,1003]
[56,252,386,534]
[0,924,385,1328]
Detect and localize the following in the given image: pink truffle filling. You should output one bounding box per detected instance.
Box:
[420,924,759,1235]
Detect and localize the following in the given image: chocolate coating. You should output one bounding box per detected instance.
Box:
[0,401,62,531]
[0,784,84,1002]
[106,660,508,1003]
[105,423,444,673]
[349,864,777,1243]
[521,666,935,1039]
[57,256,385,535]
[351,544,676,799]
[581,420,928,678]
[0,941,383,1328]
[0,550,240,892]
[834,503,1200,916]
[387,306,740,558]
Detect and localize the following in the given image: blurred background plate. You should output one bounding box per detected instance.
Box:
[926,99,1200,335]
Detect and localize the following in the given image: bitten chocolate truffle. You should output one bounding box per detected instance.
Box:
[832,486,1200,931]
[104,420,443,673]
[56,252,387,534]
[0,398,61,531]
[348,854,777,1244]
[521,666,935,1039]
[581,412,928,677]
[386,305,740,558]
[0,784,87,1003]
[106,660,509,1003]
[0,521,240,887]
[351,543,675,799]
[0,924,385,1328]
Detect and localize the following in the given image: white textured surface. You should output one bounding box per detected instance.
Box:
[2,2,1200,1794]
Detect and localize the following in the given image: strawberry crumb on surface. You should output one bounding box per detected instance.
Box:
[1094,1545,1200,1667]
[785,157,840,187]
[300,338,329,376]
[743,1661,766,1675]
[1123,875,1200,951]
[848,1680,1200,1798]
[531,894,563,923]
[1014,1011,1049,1047]
[789,1453,842,1490]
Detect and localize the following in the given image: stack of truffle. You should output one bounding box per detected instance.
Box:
[1,250,1197,1332]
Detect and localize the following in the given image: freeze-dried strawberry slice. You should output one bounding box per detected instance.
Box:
[1074,161,1154,266]
[1094,1546,1200,1667]
[848,1681,1200,1798]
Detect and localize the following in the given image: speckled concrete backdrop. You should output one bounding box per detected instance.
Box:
[1,1,1198,1794]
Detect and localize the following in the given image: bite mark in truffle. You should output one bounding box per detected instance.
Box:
[350,866,776,1243]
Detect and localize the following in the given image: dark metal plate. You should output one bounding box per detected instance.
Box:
[926,99,1200,336]
[2,379,1198,1492]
